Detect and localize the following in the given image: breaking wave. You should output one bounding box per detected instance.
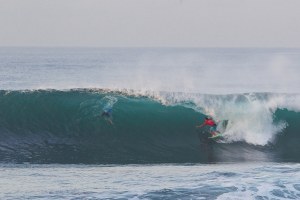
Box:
[0,89,299,164]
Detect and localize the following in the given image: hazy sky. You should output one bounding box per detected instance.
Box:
[1,0,300,47]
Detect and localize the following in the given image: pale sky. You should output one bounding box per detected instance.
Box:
[0,0,300,47]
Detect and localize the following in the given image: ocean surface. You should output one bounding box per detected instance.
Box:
[0,47,299,199]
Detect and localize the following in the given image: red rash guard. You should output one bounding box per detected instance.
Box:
[204,119,216,126]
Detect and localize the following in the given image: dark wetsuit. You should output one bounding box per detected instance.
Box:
[101,108,112,117]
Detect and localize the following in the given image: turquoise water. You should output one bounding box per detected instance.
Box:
[0,48,299,199]
[0,90,299,164]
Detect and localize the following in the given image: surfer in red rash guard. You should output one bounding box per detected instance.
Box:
[196,116,219,136]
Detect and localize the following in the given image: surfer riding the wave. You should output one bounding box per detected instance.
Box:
[196,116,219,136]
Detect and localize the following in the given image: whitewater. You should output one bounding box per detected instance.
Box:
[0,47,299,199]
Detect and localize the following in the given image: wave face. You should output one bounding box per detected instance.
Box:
[0,89,299,164]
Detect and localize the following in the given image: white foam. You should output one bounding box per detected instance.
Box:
[153,92,300,146]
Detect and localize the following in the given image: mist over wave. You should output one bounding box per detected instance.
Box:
[0,48,299,94]
[0,89,299,164]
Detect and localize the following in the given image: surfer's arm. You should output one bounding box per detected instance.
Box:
[196,123,205,128]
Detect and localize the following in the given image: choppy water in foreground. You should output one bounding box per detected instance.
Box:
[0,163,299,200]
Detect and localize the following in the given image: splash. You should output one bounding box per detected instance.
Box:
[154,92,300,145]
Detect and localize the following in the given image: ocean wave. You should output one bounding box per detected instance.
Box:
[0,89,299,164]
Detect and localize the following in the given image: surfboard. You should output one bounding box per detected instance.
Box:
[208,120,228,140]
[208,133,223,140]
